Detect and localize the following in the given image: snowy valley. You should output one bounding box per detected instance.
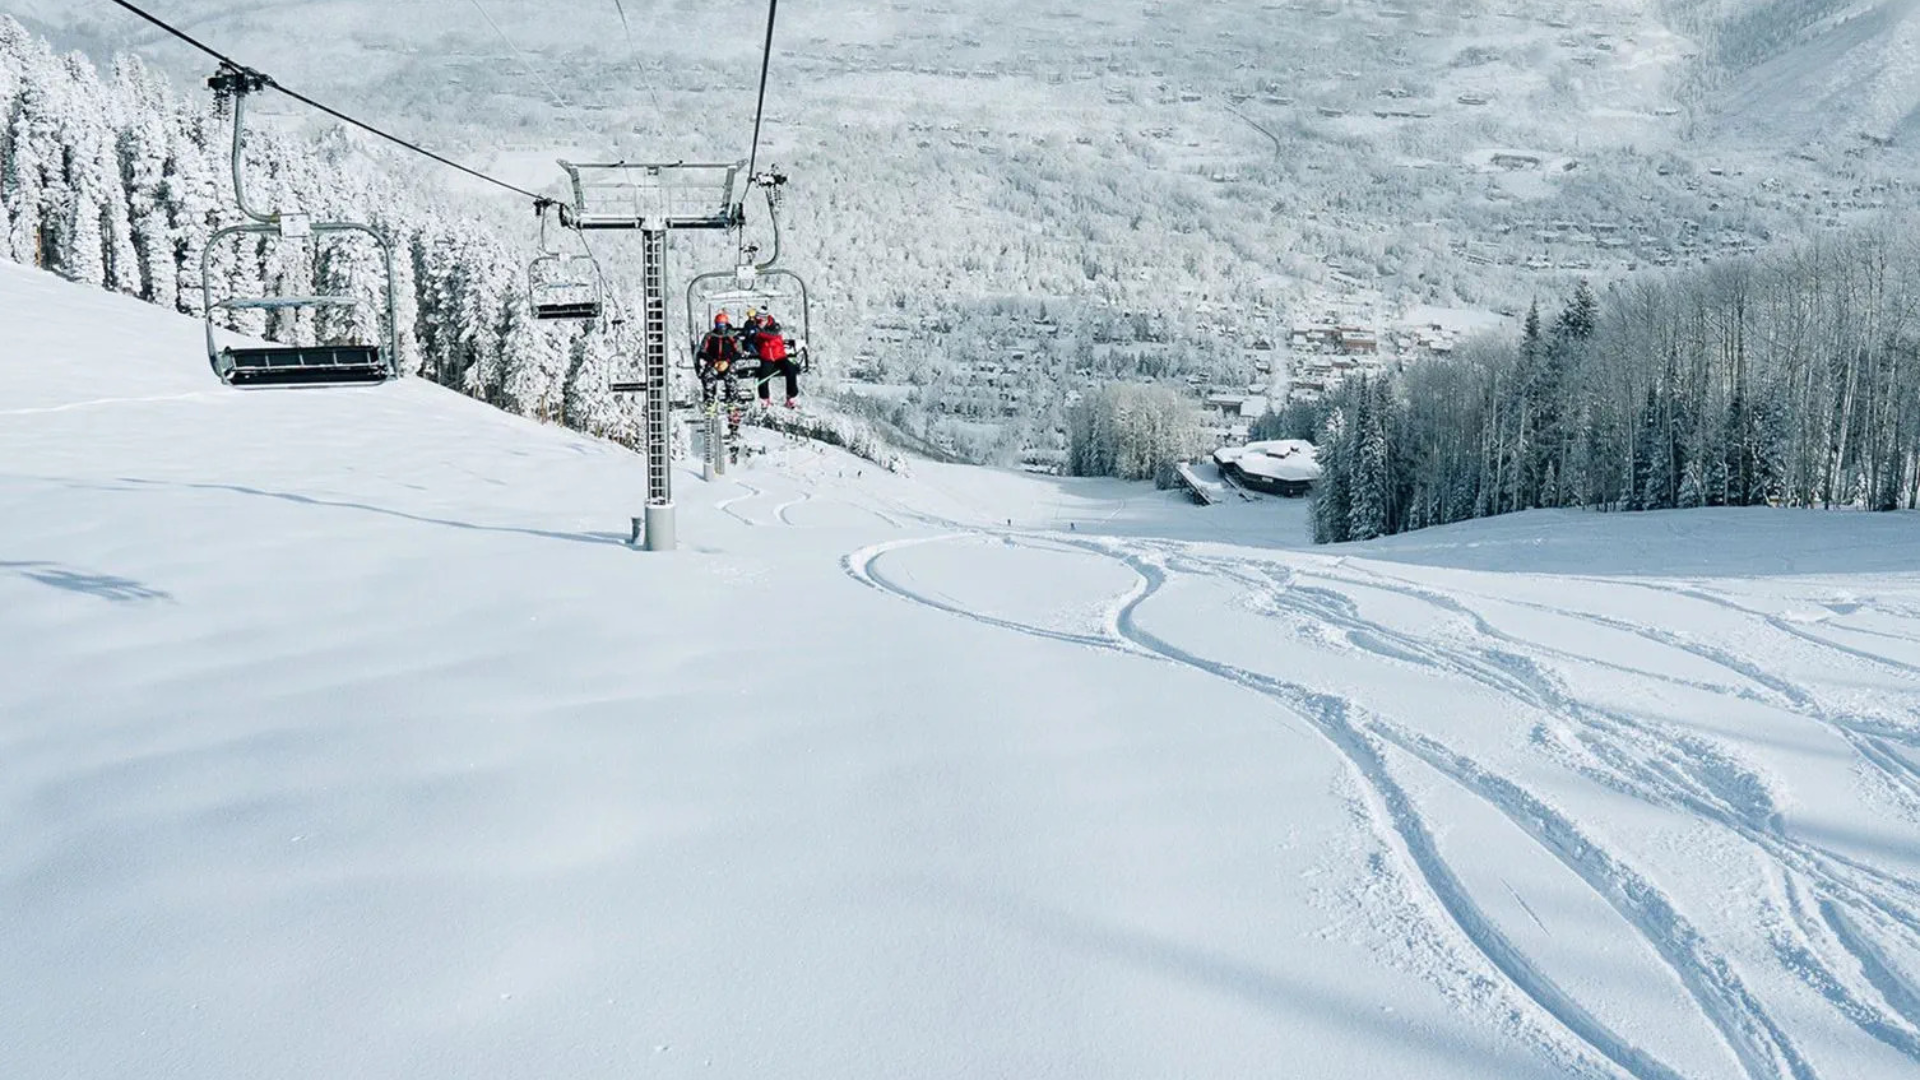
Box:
[13,0,1920,463]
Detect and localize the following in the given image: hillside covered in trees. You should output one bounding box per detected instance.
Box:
[1307,234,1920,544]
[0,18,642,448]
[21,0,1920,468]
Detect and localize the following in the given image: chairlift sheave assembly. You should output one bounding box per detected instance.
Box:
[200,65,399,388]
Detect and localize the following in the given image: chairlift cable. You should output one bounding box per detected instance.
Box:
[745,0,779,180]
[464,0,575,116]
[100,0,549,204]
[100,0,249,71]
[609,0,667,121]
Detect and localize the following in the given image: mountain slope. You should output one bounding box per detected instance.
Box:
[1698,0,1920,143]
[5,259,1920,1078]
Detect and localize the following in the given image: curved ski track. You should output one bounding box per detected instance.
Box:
[843,530,1837,1080]
[1221,552,1920,1069]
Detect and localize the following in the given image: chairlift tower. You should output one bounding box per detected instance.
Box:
[560,161,745,551]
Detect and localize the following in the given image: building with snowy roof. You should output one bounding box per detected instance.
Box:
[1213,439,1322,497]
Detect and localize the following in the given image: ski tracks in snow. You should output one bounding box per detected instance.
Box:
[847,532,1742,1077]
[1265,556,1920,1071]
[844,526,1920,1078]
[713,442,905,532]
[717,482,767,527]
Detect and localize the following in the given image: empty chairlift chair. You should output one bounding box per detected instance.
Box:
[530,260,604,321]
[201,66,398,389]
[528,202,605,321]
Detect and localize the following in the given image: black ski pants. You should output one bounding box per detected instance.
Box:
[753,358,799,401]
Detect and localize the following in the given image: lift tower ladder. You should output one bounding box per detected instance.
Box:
[641,227,670,527]
[563,162,745,552]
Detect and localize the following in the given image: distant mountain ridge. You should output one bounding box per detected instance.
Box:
[1674,0,1920,143]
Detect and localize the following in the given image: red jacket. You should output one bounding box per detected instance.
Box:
[756,320,789,362]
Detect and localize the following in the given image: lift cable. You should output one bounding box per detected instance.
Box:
[609,0,667,122]
[745,0,780,180]
[101,0,552,205]
[465,0,576,117]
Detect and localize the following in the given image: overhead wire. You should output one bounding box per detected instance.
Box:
[745,0,780,179]
[464,0,575,117]
[609,0,666,118]
[99,0,550,204]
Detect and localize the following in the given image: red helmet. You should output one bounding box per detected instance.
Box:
[714,311,731,326]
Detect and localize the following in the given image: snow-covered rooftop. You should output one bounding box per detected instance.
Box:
[1216,439,1323,483]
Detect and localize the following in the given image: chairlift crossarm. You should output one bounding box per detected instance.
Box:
[556,161,746,232]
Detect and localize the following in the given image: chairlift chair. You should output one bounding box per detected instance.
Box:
[528,202,605,321]
[201,67,398,388]
[685,168,812,372]
[687,264,813,375]
[530,265,603,321]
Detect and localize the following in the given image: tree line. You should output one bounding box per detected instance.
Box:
[1305,230,1920,544]
[1067,382,1206,486]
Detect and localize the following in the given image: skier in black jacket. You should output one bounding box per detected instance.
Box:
[696,311,740,406]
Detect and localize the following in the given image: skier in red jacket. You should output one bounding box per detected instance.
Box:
[752,311,799,407]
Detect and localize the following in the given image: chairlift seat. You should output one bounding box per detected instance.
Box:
[534,301,604,321]
[220,345,389,388]
[199,72,400,391]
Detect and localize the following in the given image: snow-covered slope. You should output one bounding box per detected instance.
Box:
[6,259,1920,1078]
[1702,0,1920,143]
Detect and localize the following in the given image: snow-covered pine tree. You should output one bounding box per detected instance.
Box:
[165,103,221,318]
[501,310,574,423]
[1347,377,1390,542]
[383,221,421,375]
[564,329,637,446]
[313,231,384,347]
[0,22,18,252]
[54,53,138,294]
[4,35,61,269]
[1633,385,1665,511]
[113,55,177,309]
[1312,398,1353,545]
[455,231,513,405]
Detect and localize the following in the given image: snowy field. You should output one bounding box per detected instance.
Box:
[5,259,1920,1078]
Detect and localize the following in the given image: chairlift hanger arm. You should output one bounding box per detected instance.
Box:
[743,170,787,270]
